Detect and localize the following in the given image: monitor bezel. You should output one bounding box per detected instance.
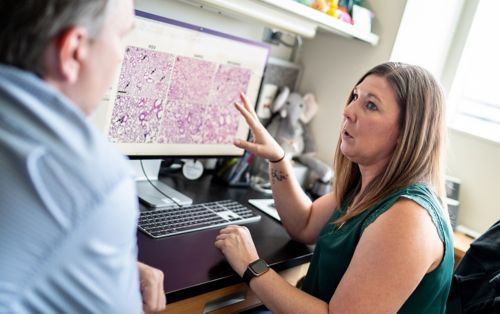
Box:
[112,10,271,159]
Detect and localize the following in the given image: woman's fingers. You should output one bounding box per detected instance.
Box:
[233,92,284,160]
[219,225,240,233]
[234,103,269,144]
[234,138,265,157]
[233,138,252,149]
[234,100,272,140]
[234,102,262,132]
[239,92,258,118]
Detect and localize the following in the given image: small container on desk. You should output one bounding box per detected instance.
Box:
[214,152,256,187]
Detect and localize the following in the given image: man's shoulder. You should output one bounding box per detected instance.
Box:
[0,68,134,222]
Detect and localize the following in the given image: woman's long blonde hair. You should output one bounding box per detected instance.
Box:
[333,62,447,226]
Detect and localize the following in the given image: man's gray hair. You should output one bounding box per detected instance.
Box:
[0,0,111,76]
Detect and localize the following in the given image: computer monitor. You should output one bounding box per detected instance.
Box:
[91,10,270,207]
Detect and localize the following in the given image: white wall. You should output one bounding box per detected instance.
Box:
[134,1,498,233]
[441,0,499,234]
[447,131,500,233]
[134,0,408,166]
[135,0,292,59]
[391,0,499,234]
[390,0,464,79]
[298,0,408,163]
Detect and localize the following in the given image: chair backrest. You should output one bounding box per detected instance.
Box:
[446,220,500,313]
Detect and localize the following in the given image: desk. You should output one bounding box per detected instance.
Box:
[137,171,313,313]
[136,171,478,312]
[453,231,474,267]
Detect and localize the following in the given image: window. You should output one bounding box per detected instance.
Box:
[448,0,500,143]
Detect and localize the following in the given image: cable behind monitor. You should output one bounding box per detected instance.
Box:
[140,159,183,208]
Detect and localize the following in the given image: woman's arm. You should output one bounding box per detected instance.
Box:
[215,198,444,313]
[328,198,444,313]
[215,225,330,314]
[248,269,329,314]
[268,157,337,243]
[233,93,336,243]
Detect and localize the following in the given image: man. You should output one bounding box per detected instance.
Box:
[0,1,166,312]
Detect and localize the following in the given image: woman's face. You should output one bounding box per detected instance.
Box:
[340,74,401,169]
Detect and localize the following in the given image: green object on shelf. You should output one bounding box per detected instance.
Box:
[294,0,314,6]
[339,0,364,13]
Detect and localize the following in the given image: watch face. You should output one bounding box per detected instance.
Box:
[250,259,269,274]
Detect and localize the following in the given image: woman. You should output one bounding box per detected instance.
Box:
[215,62,454,313]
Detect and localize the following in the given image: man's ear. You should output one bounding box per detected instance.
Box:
[50,27,89,84]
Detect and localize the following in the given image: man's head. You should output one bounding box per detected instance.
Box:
[0,0,135,114]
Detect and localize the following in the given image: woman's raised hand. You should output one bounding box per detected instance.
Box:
[233,93,284,161]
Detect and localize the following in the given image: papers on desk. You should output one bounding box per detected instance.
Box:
[248,199,281,222]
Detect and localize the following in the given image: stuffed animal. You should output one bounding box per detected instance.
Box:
[266,87,333,195]
[266,87,319,158]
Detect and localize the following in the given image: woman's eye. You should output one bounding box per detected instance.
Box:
[366,101,378,111]
[352,93,358,101]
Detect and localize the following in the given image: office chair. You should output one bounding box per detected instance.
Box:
[447,220,500,313]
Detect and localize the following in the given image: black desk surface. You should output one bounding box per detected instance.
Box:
[137,171,313,303]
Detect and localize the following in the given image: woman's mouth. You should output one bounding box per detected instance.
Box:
[343,129,353,139]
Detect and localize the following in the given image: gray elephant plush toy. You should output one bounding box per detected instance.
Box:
[266,87,333,194]
[266,87,319,158]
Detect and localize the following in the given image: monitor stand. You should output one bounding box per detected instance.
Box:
[130,159,193,208]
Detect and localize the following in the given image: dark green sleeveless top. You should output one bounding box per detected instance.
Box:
[301,183,454,313]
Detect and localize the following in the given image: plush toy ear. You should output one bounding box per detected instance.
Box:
[300,93,319,123]
[273,86,290,114]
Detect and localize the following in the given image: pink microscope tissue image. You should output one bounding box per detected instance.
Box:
[108,46,251,144]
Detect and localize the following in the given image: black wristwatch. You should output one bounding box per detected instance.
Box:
[242,258,269,285]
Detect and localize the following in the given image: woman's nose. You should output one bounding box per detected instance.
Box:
[343,103,356,122]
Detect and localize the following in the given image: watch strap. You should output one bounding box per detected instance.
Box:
[242,267,255,285]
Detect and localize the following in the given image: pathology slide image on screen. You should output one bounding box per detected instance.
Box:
[99,11,269,157]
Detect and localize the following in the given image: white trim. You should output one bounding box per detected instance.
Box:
[448,124,500,147]
[180,0,379,44]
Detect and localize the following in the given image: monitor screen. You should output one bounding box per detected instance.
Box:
[92,10,270,158]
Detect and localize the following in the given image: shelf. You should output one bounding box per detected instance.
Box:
[180,0,379,45]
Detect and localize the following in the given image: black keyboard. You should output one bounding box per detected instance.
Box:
[138,200,261,238]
